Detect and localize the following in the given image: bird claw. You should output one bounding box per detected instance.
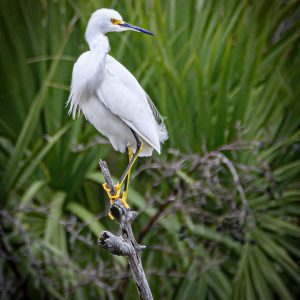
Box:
[102,183,121,204]
[102,183,129,219]
[108,211,114,220]
[121,191,130,209]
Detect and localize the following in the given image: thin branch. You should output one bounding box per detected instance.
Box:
[208,151,249,222]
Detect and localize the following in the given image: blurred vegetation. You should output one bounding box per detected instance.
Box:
[0,0,300,299]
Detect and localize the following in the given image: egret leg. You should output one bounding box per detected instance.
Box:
[102,130,143,218]
[121,146,134,208]
[119,129,143,188]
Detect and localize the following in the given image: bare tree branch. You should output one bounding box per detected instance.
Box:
[98,160,153,300]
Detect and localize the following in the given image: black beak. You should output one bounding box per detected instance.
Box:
[119,22,154,35]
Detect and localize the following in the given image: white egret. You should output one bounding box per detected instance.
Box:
[67,8,168,215]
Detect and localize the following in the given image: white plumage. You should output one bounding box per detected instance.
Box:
[67,8,168,157]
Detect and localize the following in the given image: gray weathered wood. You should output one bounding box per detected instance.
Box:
[98,160,153,300]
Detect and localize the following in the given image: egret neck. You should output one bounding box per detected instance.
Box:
[86,34,110,53]
[85,31,110,89]
[85,15,111,51]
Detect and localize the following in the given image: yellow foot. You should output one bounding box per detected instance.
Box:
[102,183,121,204]
[102,183,122,219]
[108,212,114,220]
[102,182,129,218]
[121,191,130,209]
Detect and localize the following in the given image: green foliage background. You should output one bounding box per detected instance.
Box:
[0,0,299,299]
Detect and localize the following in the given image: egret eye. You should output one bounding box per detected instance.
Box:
[111,18,118,25]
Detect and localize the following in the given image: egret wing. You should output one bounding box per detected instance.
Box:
[96,56,163,152]
[106,57,167,141]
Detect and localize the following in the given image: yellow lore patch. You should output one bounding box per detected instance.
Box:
[111,18,123,25]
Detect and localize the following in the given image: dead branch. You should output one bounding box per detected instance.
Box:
[97,160,153,300]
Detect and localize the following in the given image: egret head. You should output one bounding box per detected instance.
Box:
[86,8,153,43]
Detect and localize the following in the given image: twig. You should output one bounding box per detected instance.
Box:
[208,152,249,222]
[97,160,153,300]
[138,195,175,243]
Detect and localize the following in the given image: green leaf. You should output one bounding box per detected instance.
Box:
[0,15,78,198]
[66,201,104,238]
[44,191,67,254]
[16,123,71,188]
